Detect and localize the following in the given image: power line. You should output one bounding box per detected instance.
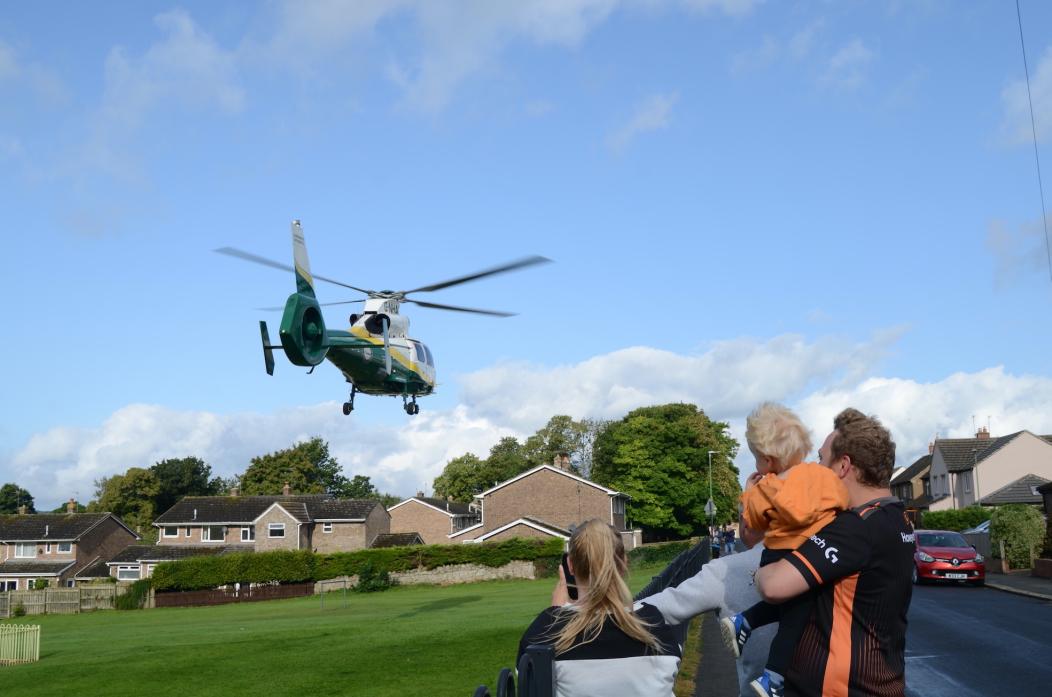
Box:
[1015,0,1052,285]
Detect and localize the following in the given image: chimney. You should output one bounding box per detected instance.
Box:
[416,491,425,498]
[928,442,934,455]
[229,486,240,497]
[67,498,77,514]
[17,504,27,515]
[282,482,291,496]
[553,452,571,471]
[976,426,990,440]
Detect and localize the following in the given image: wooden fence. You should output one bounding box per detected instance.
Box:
[0,587,117,618]
[0,625,40,665]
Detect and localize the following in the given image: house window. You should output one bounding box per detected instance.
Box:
[184,527,191,538]
[25,579,36,590]
[268,523,285,538]
[963,472,972,494]
[45,543,52,554]
[613,498,625,515]
[241,526,255,542]
[203,526,225,542]
[322,523,333,533]
[923,478,931,497]
[162,526,179,538]
[116,566,140,581]
[66,580,75,588]
[57,542,72,553]
[15,543,35,558]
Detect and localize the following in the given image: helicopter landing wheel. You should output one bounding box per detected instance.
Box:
[404,397,419,415]
[342,402,353,416]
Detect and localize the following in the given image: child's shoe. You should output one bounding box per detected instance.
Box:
[719,613,751,658]
[749,670,785,697]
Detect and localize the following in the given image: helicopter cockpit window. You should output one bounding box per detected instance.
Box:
[423,344,434,367]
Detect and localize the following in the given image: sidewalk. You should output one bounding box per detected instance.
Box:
[693,613,739,697]
[985,569,1052,601]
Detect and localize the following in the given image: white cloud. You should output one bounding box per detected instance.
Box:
[787,19,823,60]
[606,92,680,152]
[822,38,874,90]
[0,38,68,104]
[1001,45,1052,144]
[728,20,822,77]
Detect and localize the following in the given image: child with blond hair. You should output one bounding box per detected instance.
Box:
[720,402,849,697]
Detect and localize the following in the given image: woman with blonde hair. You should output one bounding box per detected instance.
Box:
[518,519,681,697]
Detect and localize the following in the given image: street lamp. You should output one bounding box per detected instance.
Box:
[707,450,718,531]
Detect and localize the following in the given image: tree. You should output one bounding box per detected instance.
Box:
[90,468,161,542]
[240,437,346,495]
[0,483,35,514]
[591,403,740,540]
[432,454,488,503]
[523,415,590,472]
[484,437,531,485]
[150,457,222,515]
[51,502,87,513]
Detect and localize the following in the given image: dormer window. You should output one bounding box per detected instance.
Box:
[15,543,35,558]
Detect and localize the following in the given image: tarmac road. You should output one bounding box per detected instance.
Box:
[905,584,1052,697]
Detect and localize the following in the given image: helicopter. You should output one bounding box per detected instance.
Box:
[216,221,549,415]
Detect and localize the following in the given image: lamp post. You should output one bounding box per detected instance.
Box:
[707,450,718,531]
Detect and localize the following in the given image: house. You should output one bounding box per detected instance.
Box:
[152,488,390,554]
[105,544,250,582]
[370,532,425,548]
[1038,481,1052,516]
[890,451,933,523]
[927,428,1052,511]
[388,495,480,545]
[0,502,139,591]
[448,460,639,548]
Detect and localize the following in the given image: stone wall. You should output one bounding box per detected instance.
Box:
[313,560,537,593]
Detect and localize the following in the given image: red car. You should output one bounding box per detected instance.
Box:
[913,529,985,586]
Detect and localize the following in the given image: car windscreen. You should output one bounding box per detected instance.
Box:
[918,532,969,548]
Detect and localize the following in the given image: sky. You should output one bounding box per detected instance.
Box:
[2,0,1052,510]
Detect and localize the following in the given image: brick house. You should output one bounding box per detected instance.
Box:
[890,451,933,524]
[448,462,638,548]
[388,496,480,545]
[926,428,1052,511]
[105,543,250,582]
[151,491,390,558]
[0,504,139,590]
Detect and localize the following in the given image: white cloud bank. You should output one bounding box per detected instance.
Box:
[9,330,1052,509]
[1002,45,1052,144]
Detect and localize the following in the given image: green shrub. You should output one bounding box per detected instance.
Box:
[627,539,694,567]
[115,579,152,610]
[12,603,26,617]
[32,579,49,590]
[990,504,1045,568]
[353,562,395,593]
[1043,517,1052,559]
[920,506,992,532]
[149,538,564,592]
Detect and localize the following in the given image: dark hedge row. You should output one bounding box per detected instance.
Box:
[151,538,565,592]
[627,539,696,567]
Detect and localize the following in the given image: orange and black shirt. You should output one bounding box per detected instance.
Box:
[783,497,915,697]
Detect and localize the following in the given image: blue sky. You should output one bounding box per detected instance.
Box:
[2,0,1051,509]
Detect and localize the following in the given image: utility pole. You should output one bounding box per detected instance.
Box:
[706,450,718,530]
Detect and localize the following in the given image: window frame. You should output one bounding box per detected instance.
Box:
[202,526,226,542]
[14,543,35,558]
[268,523,286,538]
[57,542,72,554]
[241,526,255,542]
[322,522,333,534]
[162,526,179,538]
[116,566,140,581]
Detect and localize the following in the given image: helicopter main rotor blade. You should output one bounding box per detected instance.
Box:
[214,247,374,295]
[401,255,551,295]
[404,299,516,317]
[255,299,366,312]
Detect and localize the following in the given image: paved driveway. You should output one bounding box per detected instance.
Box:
[906,584,1052,697]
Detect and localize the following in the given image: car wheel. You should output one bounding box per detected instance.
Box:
[911,565,919,585]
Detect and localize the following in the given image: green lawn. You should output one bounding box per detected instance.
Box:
[1,563,667,697]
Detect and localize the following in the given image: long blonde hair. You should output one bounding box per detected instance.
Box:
[553,519,661,654]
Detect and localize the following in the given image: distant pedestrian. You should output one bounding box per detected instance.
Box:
[723,526,736,555]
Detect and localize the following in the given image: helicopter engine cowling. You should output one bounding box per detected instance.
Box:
[363,312,408,337]
[278,292,329,366]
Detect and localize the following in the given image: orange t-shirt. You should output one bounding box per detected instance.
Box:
[740,462,850,550]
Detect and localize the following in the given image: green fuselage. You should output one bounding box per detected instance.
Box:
[324,329,435,397]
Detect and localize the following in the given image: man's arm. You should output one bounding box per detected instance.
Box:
[755,511,868,604]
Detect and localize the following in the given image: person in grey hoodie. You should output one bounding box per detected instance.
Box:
[640,524,775,697]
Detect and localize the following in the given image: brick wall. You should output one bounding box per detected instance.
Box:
[389,501,451,545]
[69,517,138,585]
[482,468,612,533]
[254,507,301,551]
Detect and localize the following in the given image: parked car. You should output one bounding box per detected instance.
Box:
[961,520,990,534]
[913,529,985,586]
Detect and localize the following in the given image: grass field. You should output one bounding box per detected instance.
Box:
[1,563,670,697]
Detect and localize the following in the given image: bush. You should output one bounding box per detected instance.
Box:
[353,562,395,593]
[628,539,693,568]
[1043,517,1052,559]
[12,603,26,617]
[31,579,49,590]
[149,538,565,592]
[115,579,152,610]
[920,506,992,532]
[990,504,1046,568]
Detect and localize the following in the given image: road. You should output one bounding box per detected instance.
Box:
[905,584,1052,697]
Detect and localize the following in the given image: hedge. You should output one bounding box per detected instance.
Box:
[627,539,695,567]
[150,538,565,592]
[990,504,1045,568]
[920,506,991,532]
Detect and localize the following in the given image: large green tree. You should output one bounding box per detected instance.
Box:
[523,415,591,472]
[151,457,223,514]
[0,483,35,514]
[591,403,740,540]
[432,453,488,503]
[240,437,346,495]
[90,468,161,542]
